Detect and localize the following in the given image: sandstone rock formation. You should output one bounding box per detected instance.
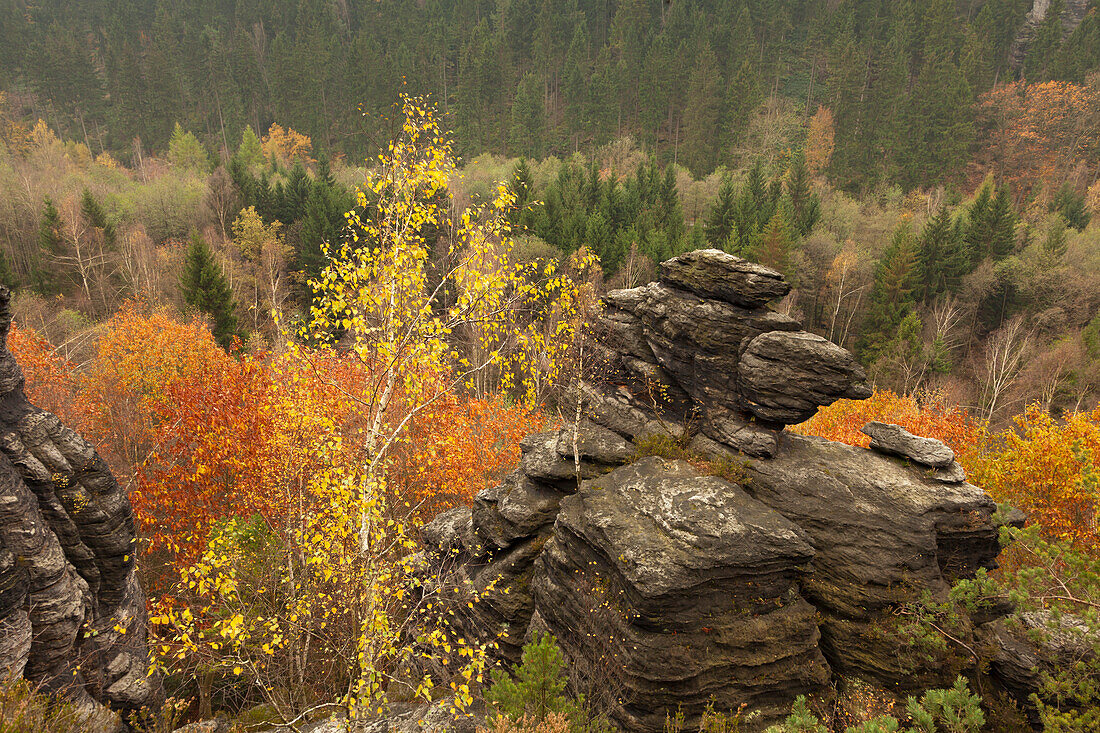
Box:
[1009,0,1091,68]
[419,252,1011,731]
[0,286,161,721]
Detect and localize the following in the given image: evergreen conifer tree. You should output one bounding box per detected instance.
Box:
[1042,215,1069,260]
[918,205,968,300]
[988,186,1017,260]
[681,42,723,175]
[1024,0,1065,80]
[746,202,795,275]
[180,234,239,349]
[561,23,590,146]
[785,153,820,236]
[34,196,64,295]
[964,180,1016,264]
[80,189,116,248]
[704,174,739,251]
[299,180,351,280]
[509,71,546,159]
[858,223,919,363]
[1051,183,1091,231]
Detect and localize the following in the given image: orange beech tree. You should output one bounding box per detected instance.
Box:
[979,79,1100,198]
[796,390,989,471]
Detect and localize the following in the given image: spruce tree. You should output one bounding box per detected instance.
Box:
[704,174,739,251]
[34,196,64,295]
[80,189,116,248]
[785,153,820,236]
[1042,215,1069,260]
[899,56,975,188]
[180,234,239,349]
[508,71,546,159]
[987,186,1017,260]
[681,42,723,175]
[299,181,351,281]
[1023,0,1065,80]
[1051,183,1091,231]
[750,204,795,276]
[858,223,919,363]
[964,180,1016,264]
[917,205,968,300]
[561,23,590,145]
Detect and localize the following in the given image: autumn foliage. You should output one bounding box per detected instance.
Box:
[8,306,542,570]
[972,405,1100,553]
[979,79,1100,198]
[796,390,988,470]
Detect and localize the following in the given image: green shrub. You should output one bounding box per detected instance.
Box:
[765,677,984,733]
[0,674,115,733]
[486,632,579,724]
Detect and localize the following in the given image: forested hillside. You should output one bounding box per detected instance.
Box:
[2,0,1099,190]
[2,4,1100,730]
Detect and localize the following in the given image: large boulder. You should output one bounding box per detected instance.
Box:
[0,287,161,717]
[532,458,830,732]
[658,249,791,308]
[743,433,1002,687]
[738,331,871,423]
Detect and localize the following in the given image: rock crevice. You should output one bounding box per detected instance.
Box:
[0,287,161,720]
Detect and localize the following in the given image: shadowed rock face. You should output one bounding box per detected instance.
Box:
[419,251,1010,731]
[0,287,161,719]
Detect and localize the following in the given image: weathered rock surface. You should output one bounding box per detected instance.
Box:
[1009,0,1091,68]
[0,286,161,717]
[658,249,790,307]
[417,251,1011,729]
[861,421,955,468]
[739,331,872,423]
[533,458,830,731]
[743,433,1001,687]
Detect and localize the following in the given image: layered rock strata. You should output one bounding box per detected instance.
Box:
[0,286,161,719]
[532,457,831,730]
[419,251,1009,731]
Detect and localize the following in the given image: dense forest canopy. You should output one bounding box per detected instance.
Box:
[2,0,1099,190]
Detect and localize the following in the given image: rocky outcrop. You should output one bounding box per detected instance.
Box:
[743,433,1001,688]
[533,457,830,730]
[0,286,161,720]
[1009,0,1091,68]
[861,421,955,468]
[418,251,1010,731]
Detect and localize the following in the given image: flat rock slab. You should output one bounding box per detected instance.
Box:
[658,249,790,308]
[861,421,955,468]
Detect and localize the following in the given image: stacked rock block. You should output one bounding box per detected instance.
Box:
[421,251,1009,731]
[0,286,161,720]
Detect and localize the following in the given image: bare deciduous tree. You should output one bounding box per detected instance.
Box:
[979,316,1032,422]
